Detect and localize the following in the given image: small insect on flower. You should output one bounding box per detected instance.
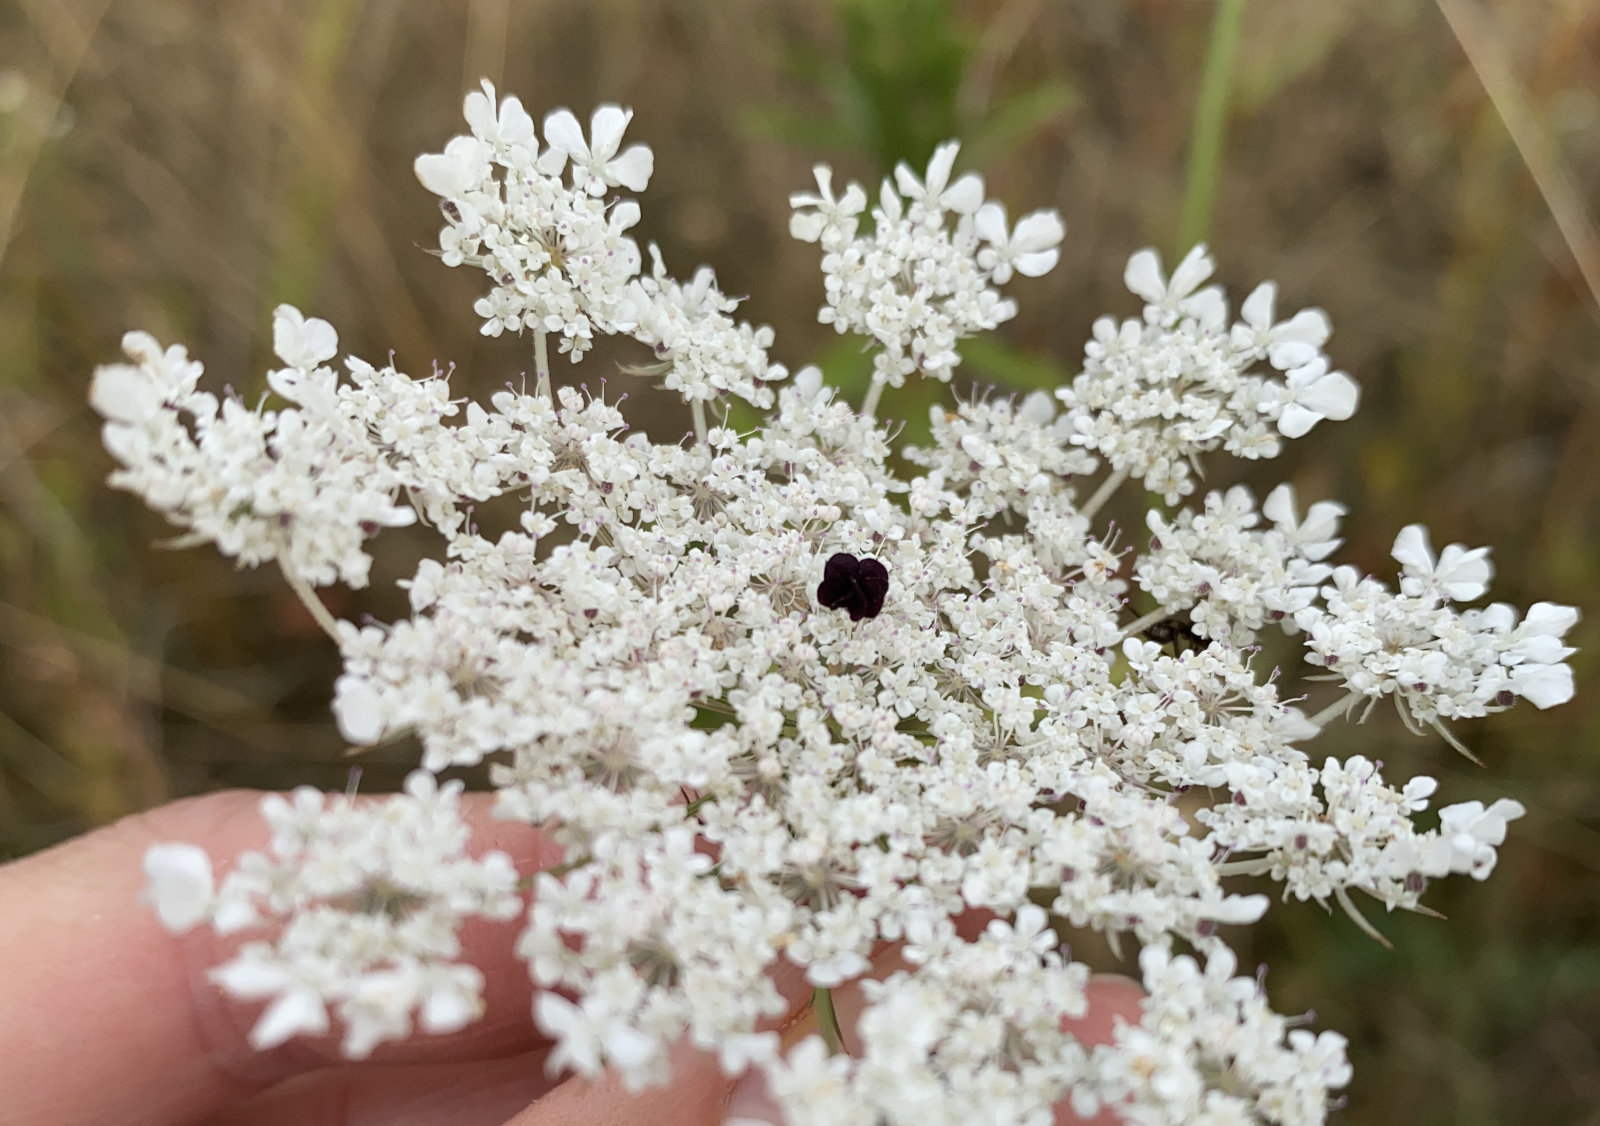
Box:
[816,552,889,621]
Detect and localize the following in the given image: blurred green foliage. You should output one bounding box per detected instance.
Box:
[0,1,1597,1121]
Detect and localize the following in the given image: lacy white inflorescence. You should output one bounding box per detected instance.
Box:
[99,81,1576,1125]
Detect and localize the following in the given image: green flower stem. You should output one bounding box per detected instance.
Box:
[813,985,845,1054]
[1177,0,1248,253]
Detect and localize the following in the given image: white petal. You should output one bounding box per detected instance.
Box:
[1124,249,1165,304]
[1267,339,1320,371]
[1211,893,1269,923]
[789,212,826,242]
[1277,402,1322,439]
[333,676,386,745]
[413,153,472,197]
[973,201,1008,245]
[1298,371,1359,420]
[1391,524,1434,572]
[1513,662,1574,708]
[1168,244,1214,299]
[1182,286,1228,329]
[541,108,587,157]
[1012,209,1065,252]
[878,178,902,222]
[462,80,496,139]
[588,104,632,161]
[141,843,214,931]
[892,162,922,199]
[611,199,641,230]
[250,988,330,1050]
[940,171,985,214]
[90,364,163,424]
[272,305,338,369]
[1301,500,1348,543]
[602,1022,659,1072]
[1262,483,1297,528]
[498,95,537,148]
[793,364,824,400]
[924,140,959,195]
[213,956,291,999]
[421,975,482,1033]
[1013,249,1059,277]
[606,144,654,191]
[1017,389,1055,425]
[1524,601,1579,637]
[1278,307,1332,348]
[1241,281,1276,329]
[1486,798,1527,825]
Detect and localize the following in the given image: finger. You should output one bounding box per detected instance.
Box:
[207,1048,554,1126]
[505,1037,735,1126]
[0,790,562,1126]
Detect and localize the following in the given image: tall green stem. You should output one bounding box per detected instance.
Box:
[1177,0,1247,253]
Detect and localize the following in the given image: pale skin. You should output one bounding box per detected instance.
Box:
[0,792,1143,1126]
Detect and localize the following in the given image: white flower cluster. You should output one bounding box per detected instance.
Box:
[1298,525,1577,728]
[1057,247,1359,502]
[1086,941,1353,1126]
[790,141,1063,406]
[142,771,520,1057]
[89,314,418,587]
[1134,482,1345,646]
[414,79,783,415]
[101,82,1578,1125]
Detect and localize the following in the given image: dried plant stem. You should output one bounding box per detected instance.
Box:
[1437,0,1600,320]
[280,564,342,642]
[1308,690,1360,729]
[1120,607,1172,641]
[1080,466,1129,522]
[860,373,888,420]
[534,328,552,400]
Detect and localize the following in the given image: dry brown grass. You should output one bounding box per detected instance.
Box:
[1,1,1596,1120]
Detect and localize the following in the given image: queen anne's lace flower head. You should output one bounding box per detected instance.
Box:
[98,82,1577,1125]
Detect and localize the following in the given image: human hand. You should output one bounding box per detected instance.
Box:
[0,792,1142,1126]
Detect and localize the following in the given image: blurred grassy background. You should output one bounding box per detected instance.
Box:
[1,0,1597,1121]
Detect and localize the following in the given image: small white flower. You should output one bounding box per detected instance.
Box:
[974,201,1065,283]
[1234,280,1330,369]
[542,104,654,194]
[1438,798,1526,878]
[1263,483,1346,561]
[892,140,985,215]
[1391,524,1493,601]
[271,304,339,370]
[1124,244,1226,326]
[461,78,537,153]
[1274,358,1359,438]
[789,164,868,243]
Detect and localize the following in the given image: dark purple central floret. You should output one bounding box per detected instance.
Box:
[816,552,889,621]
